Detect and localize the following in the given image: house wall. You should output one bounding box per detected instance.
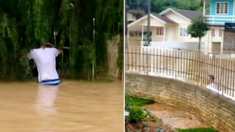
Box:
[131,16,165,42]
[150,27,164,41]
[211,27,224,43]
[174,24,200,42]
[206,0,235,25]
[204,26,224,50]
[163,11,200,42]
[202,30,211,51]
[165,25,175,42]
[210,0,234,15]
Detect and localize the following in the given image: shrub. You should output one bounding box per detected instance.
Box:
[129,105,145,123]
[150,116,158,122]
[140,123,149,131]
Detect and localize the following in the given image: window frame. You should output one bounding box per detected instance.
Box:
[219,29,223,37]
[156,27,164,36]
[215,2,229,14]
[212,29,215,37]
[179,27,189,37]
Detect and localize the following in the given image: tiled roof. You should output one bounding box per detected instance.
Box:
[152,13,176,24]
[171,8,202,20]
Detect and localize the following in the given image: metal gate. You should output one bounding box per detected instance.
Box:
[224,31,235,49]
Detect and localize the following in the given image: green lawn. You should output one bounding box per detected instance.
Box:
[177,128,218,132]
[125,95,154,106]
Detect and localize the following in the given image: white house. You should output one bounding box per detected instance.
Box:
[127,8,207,50]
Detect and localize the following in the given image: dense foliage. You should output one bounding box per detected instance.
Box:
[127,0,209,14]
[129,105,145,123]
[0,0,123,80]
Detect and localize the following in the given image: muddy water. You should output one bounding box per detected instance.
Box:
[0,81,123,132]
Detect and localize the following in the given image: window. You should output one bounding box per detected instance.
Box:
[156,27,164,35]
[219,29,223,37]
[129,31,142,37]
[180,28,189,37]
[216,2,228,14]
[143,32,152,41]
[143,31,152,36]
[212,29,215,37]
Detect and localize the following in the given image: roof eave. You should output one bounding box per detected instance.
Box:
[160,8,192,22]
[127,14,168,28]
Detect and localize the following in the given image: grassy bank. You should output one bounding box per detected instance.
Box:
[125,95,154,106]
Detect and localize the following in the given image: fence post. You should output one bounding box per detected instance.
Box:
[233,61,235,97]
[175,50,177,79]
[219,57,222,94]
[200,53,202,87]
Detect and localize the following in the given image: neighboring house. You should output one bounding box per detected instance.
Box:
[127,8,203,49]
[127,12,137,24]
[203,0,235,50]
[126,4,146,24]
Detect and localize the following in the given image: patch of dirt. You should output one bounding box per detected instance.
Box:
[144,103,210,129]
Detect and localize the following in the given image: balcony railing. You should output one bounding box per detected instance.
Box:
[204,15,235,25]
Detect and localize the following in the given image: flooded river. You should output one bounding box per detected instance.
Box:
[0,80,123,132]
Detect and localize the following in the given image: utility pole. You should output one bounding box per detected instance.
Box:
[92,18,95,81]
[125,2,128,49]
[137,0,140,18]
[147,0,151,45]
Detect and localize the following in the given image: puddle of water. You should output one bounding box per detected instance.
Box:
[0,80,123,132]
[144,103,210,129]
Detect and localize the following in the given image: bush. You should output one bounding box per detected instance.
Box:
[129,105,145,123]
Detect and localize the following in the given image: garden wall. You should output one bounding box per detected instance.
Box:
[125,73,235,132]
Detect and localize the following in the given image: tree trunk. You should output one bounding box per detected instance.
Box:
[198,37,201,50]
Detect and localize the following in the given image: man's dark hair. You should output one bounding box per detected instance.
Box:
[36,43,41,48]
[34,40,42,48]
[45,42,54,48]
[208,75,214,81]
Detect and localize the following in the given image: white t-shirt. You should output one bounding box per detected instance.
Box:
[28,48,59,82]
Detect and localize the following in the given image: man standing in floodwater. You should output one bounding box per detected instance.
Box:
[27,43,62,85]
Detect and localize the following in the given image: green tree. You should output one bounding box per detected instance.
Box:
[127,0,206,13]
[187,18,209,50]
[0,0,123,80]
[152,0,164,13]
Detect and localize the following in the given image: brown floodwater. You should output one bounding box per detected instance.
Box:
[0,80,123,132]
